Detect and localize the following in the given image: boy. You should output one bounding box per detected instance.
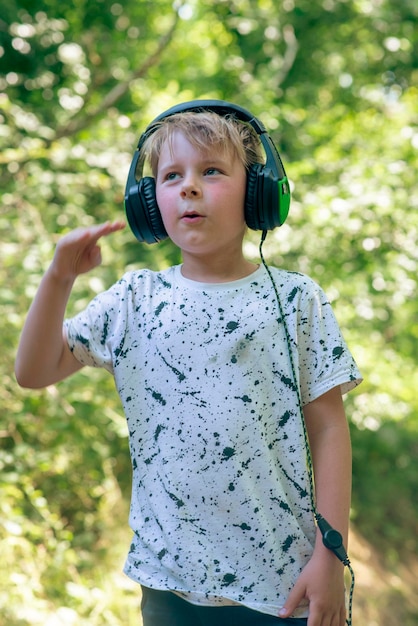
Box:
[16,102,362,626]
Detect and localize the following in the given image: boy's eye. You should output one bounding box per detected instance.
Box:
[205,167,221,176]
[166,172,180,180]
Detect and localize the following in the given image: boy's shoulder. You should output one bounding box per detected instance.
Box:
[118,265,177,289]
[266,266,323,293]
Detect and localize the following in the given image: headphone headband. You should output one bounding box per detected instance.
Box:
[141,100,267,140]
[125,99,291,243]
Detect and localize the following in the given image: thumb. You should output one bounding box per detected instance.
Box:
[88,244,102,268]
[279,581,306,619]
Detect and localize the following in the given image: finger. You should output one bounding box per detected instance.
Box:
[89,245,102,268]
[104,219,126,234]
[279,583,306,619]
[83,221,125,266]
[306,601,344,626]
[305,602,321,626]
[87,220,125,244]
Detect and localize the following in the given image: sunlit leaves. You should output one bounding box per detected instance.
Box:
[1,0,417,622]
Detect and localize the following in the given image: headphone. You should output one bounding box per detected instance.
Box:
[124,99,291,244]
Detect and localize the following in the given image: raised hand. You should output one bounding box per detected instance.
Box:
[50,221,126,281]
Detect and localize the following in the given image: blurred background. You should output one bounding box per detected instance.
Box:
[1,1,417,624]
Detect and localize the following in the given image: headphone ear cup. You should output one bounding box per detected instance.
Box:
[125,176,168,244]
[140,177,168,242]
[244,164,263,230]
[245,162,290,231]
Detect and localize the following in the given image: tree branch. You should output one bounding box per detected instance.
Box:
[276,24,299,87]
[54,10,181,139]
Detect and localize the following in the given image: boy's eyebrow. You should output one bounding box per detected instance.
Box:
[198,155,231,167]
[159,151,233,169]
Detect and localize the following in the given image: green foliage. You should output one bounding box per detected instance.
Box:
[351,416,418,561]
[1,0,417,622]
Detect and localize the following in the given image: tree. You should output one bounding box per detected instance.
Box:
[1,0,417,623]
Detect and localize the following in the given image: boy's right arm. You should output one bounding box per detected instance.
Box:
[15,221,125,389]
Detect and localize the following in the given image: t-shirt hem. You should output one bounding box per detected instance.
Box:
[123,565,309,619]
[303,374,363,405]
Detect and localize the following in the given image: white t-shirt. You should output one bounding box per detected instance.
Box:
[65,264,362,618]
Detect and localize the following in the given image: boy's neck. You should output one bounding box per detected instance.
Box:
[180,253,258,283]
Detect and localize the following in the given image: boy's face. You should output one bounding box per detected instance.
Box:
[155,130,247,261]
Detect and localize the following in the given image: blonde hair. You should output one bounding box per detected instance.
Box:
[141,111,264,177]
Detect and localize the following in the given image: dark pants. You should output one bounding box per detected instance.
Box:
[140,586,308,626]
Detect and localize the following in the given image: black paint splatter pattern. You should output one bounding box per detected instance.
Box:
[64,264,362,618]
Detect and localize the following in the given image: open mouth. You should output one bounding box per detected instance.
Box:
[182,212,203,221]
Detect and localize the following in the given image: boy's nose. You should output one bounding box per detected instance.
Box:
[180,176,202,198]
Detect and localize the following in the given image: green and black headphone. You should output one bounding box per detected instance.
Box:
[124,99,291,244]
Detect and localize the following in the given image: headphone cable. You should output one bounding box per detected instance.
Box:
[259,231,354,626]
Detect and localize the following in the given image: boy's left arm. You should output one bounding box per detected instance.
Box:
[279,385,351,626]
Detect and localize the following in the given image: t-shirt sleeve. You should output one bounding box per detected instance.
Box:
[296,282,362,404]
[63,277,130,374]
